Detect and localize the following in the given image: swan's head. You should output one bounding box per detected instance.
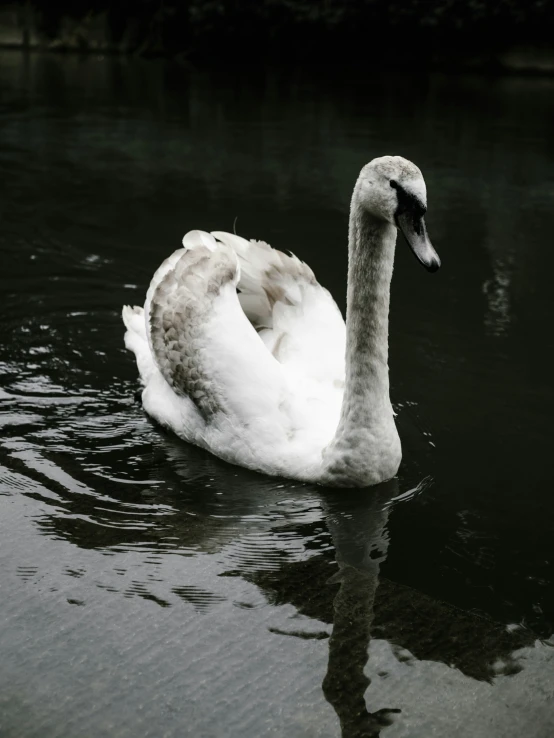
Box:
[357,155,441,272]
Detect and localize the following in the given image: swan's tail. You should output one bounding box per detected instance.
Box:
[122,304,156,385]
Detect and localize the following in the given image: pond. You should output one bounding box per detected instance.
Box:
[0,52,553,738]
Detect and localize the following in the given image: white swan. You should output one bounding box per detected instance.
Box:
[122,156,440,487]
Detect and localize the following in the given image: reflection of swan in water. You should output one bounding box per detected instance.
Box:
[156,440,404,734]
[13,427,551,737]
[321,483,401,737]
[247,473,544,738]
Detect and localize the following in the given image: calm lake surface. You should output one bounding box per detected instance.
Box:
[1,51,553,738]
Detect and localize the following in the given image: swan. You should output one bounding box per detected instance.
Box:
[122,155,440,487]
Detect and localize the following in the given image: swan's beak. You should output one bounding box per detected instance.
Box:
[396,211,441,273]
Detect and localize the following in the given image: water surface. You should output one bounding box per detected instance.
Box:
[0,52,553,738]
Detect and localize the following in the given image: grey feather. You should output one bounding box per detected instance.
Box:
[148,245,237,418]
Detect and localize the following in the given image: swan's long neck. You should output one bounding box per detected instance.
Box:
[323,185,400,486]
[343,189,396,422]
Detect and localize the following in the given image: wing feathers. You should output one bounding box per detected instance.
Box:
[140,229,344,426]
[210,230,316,329]
[148,245,238,418]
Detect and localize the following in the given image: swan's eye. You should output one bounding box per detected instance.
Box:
[390,179,398,189]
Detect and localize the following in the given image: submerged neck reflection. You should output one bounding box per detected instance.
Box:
[322,482,400,737]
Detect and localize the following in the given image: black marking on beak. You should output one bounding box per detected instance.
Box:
[392,181,440,273]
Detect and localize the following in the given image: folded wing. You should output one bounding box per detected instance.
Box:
[146,234,293,442]
[211,231,346,389]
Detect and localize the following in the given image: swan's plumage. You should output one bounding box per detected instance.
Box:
[123,229,346,481]
[122,156,439,486]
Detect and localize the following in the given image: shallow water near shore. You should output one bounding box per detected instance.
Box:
[0,52,553,737]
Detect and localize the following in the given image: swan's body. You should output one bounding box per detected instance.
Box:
[122,156,440,487]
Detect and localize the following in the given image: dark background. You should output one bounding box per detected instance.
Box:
[2,0,554,64]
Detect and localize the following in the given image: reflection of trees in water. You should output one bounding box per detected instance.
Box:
[481,177,516,338]
[4,57,553,235]
[483,260,512,336]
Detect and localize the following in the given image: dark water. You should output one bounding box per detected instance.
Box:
[1,52,554,738]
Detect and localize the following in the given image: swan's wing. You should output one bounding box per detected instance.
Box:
[146,234,290,432]
[211,231,346,387]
